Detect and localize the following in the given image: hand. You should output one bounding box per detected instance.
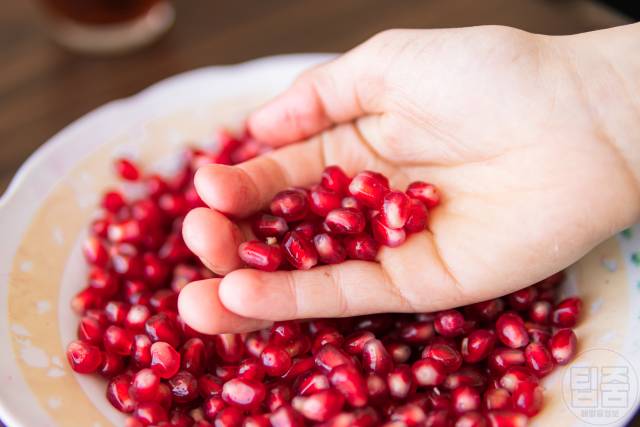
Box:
[178,25,640,334]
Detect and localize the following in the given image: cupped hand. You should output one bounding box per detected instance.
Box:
[178,26,640,334]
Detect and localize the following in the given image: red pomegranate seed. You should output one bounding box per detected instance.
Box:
[309,185,343,216]
[342,331,375,355]
[100,352,125,378]
[135,402,168,425]
[130,368,161,402]
[125,304,151,332]
[456,412,488,427]
[512,382,543,417]
[528,300,551,325]
[387,365,414,400]
[180,338,206,376]
[270,321,300,344]
[245,334,268,358]
[170,410,195,427]
[406,181,440,208]
[328,363,368,407]
[284,336,312,358]
[371,213,406,247]
[77,315,105,345]
[107,374,135,413]
[238,241,283,272]
[71,287,103,314]
[216,365,239,382]
[423,409,450,427]
[525,323,551,346]
[484,387,512,411]
[366,373,389,403]
[102,190,126,213]
[267,384,292,412]
[66,340,102,373]
[83,236,109,267]
[404,199,428,233]
[462,329,496,363]
[421,342,463,373]
[507,287,538,310]
[282,231,318,270]
[341,196,362,210]
[291,221,318,240]
[156,382,173,409]
[452,386,481,414]
[243,415,271,427]
[199,374,223,399]
[296,371,331,396]
[434,310,466,337]
[91,217,110,238]
[495,313,529,349]
[150,289,178,312]
[251,213,289,239]
[145,313,181,349]
[524,342,554,376]
[443,366,487,390]
[169,371,199,404]
[390,403,426,426]
[104,325,133,355]
[235,358,264,382]
[549,329,577,365]
[380,191,411,229]
[215,406,244,427]
[468,299,504,321]
[362,339,394,375]
[281,357,314,380]
[321,166,350,194]
[214,333,244,363]
[400,321,435,344]
[488,348,525,375]
[551,297,582,327]
[202,397,226,421]
[261,344,293,377]
[323,208,366,235]
[115,158,140,181]
[486,411,527,427]
[132,334,152,368]
[270,189,309,222]
[269,404,304,427]
[499,367,538,393]
[150,341,181,378]
[412,358,447,386]
[344,234,379,260]
[313,233,347,264]
[108,219,145,244]
[348,170,389,208]
[292,389,345,422]
[386,342,412,364]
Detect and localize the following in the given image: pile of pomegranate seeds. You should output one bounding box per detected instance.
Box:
[239,167,439,272]
[67,128,582,427]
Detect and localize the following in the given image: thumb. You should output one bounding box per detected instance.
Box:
[248,29,413,146]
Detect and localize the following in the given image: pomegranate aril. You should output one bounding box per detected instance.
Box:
[251,213,288,239]
[387,365,414,400]
[292,389,345,422]
[488,348,525,375]
[461,329,496,363]
[107,374,135,413]
[83,236,109,267]
[390,403,426,426]
[100,352,125,378]
[150,341,181,378]
[269,404,304,427]
[214,333,244,363]
[468,299,504,321]
[499,367,539,393]
[130,368,161,402]
[386,342,412,364]
[486,411,527,427]
[281,357,314,380]
[421,342,463,373]
[400,321,435,344]
[348,170,389,208]
[271,321,300,344]
[270,189,309,222]
[282,231,318,270]
[102,190,126,213]
[243,415,271,427]
[344,234,379,261]
[125,304,151,332]
[309,185,343,216]
[267,383,292,412]
[108,219,145,244]
[180,337,206,376]
[455,412,488,427]
[199,374,223,399]
[528,300,552,325]
[104,325,133,355]
[329,363,368,407]
[451,385,482,414]
[150,289,178,312]
[443,366,487,390]
[507,287,538,310]
[484,387,512,411]
[343,330,375,355]
[321,165,350,194]
[261,344,293,377]
[238,241,283,272]
[216,365,240,382]
[313,233,347,264]
[168,370,199,404]
[512,382,543,417]
[115,158,140,181]
[71,287,103,314]
[412,358,447,386]
[524,342,554,376]
[171,410,195,427]
[495,313,529,349]
[323,208,366,235]
[404,199,428,233]
[362,338,394,375]
[434,310,466,337]
[77,316,105,345]
[549,328,577,365]
[296,371,330,396]
[66,340,102,373]
[237,357,266,381]
[371,213,406,247]
[381,191,411,229]
[366,373,389,403]
[406,181,440,208]
[135,402,168,425]
[551,297,582,327]
[145,313,181,349]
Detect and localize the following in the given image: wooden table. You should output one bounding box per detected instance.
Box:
[0,0,631,195]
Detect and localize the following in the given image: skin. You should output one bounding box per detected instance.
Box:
[177,24,640,335]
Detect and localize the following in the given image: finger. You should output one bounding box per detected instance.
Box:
[247,30,404,146]
[178,279,272,334]
[182,207,246,275]
[194,124,379,217]
[217,262,411,321]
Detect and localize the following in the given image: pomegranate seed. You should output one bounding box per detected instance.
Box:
[251,213,289,239]
[296,371,331,396]
[468,299,504,320]
[486,411,527,427]
[348,170,389,208]
[292,389,345,421]
[282,231,318,270]
[102,190,126,213]
[456,412,488,427]
[104,325,133,355]
[216,365,239,382]
[77,316,105,345]
[387,365,414,400]
[452,386,481,414]
[261,344,293,377]
[179,338,206,376]
[461,329,496,363]
[371,213,406,247]
[323,208,365,235]
[115,158,140,181]
[281,357,314,380]
[284,336,312,358]
[423,409,450,427]
[406,181,440,208]
[150,341,181,378]
[344,234,379,260]
[343,331,375,355]
[156,383,173,409]
[171,410,195,427]
[71,287,103,314]
[199,374,223,399]
[150,289,178,312]
[390,403,426,426]
[132,334,152,368]
[386,342,412,364]
[130,368,161,402]
[404,199,428,233]
[215,406,244,427]
[309,185,343,216]
[236,358,265,381]
[524,342,554,376]
[362,339,394,375]
[135,402,168,425]
[526,323,551,345]
[443,366,487,390]
[551,297,582,327]
[312,233,346,264]
[202,396,226,421]
[214,333,244,363]
[495,313,529,348]
[125,304,151,332]
[107,374,135,413]
[380,191,411,229]
[91,217,110,238]
[321,166,350,194]
[549,329,577,365]
[329,363,368,407]
[243,415,271,427]
[270,189,309,222]
[100,352,125,378]
[488,348,525,375]
[267,384,292,412]
[507,287,538,310]
[434,310,465,337]
[83,236,109,267]
[484,387,512,411]
[528,300,552,324]
[512,382,543,416]
[269,404,304,427]
[366,373,389,403]
[421,342,463,373]
[66,340,102,373]
[341,196,363,210]
[412,358,447,386]
[169,371,199,404]
[400,321,435,344]
[270,321,300,344]
[145,313,181,349]
[245,334,268,358]
[499,367,538,393]
[108,219,145,244]
[238,241,283,272]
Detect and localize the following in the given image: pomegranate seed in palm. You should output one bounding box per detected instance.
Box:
[313,233,347,264]
[323,208,366,235]
[282,231,318,270]
[270,189,309,222]
[348,170,389,208]
[344,234,379,260]
[371,213,406,247]
[404,199,428,233]
[321,165,350,194]
[251,213,289,239]
[406,181,440,208]
[238,241,283,272]
[381,191,411,229]
[309,185,342,216]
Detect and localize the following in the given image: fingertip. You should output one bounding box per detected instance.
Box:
[178,279,271,334]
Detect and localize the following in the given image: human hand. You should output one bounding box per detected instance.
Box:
[178,25,640,334]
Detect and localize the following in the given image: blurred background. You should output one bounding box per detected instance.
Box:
[0,1,637,196]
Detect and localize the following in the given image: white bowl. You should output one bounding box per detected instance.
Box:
[0,54,638,427]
